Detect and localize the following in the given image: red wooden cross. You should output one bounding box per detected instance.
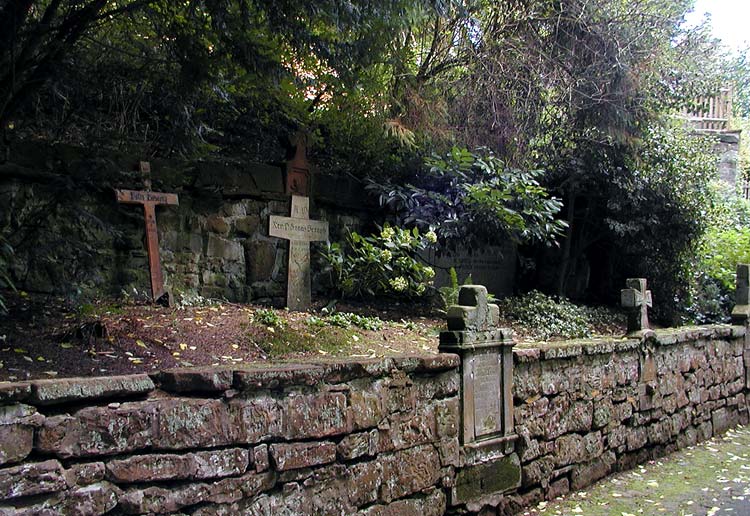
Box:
[115,162,178,302]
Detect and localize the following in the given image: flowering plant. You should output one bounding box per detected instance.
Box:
[320,223,435,298]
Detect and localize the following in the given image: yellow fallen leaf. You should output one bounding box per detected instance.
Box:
[136,340,147,348]
[13,348,27,354]
[231,344,239,349]
[60,343,73,349]
[179,343,188,350]
[189,346,196,351]
[172,352,180,357]
[44,371,58,376]
[36,356,45,362]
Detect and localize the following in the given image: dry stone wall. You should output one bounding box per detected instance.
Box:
[506,325,749,513]
[0,325,748,515]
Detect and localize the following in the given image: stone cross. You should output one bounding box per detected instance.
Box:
[115,161,178,303]
[269,195,329,310]
[621,278,652,333]
[447,285,500,332]
[731,264,750,324]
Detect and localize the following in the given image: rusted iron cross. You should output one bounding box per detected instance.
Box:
[621,278,652,334]
[115,162,178,302]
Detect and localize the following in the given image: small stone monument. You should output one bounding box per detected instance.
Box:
[731,264,750,324]
[439,285,516,447]
[269,196,329,311]
[621,278,652,334]
[115,161,178,304]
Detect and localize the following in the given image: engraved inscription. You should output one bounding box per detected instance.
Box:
[472,349,502,437]
[269,216,328,242]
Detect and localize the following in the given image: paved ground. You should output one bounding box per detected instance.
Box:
[523,425,750,516]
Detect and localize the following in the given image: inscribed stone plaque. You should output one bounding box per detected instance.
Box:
[423,244,516,298]
[268,217,329,242]
[471,349,503,437]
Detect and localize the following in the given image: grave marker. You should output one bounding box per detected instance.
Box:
[440,285,516,448]
[621,278,652,334]
[731,264,750,324]
[285,134,310,196]
[269,195,329,310]
[115,161,178,303]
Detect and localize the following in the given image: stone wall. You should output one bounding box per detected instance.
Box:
[1,326,748,515]
[0,356,460,515]
[505,325,749,513]
[0,142,374,304]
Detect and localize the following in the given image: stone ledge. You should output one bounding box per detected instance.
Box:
[29,375,155,406]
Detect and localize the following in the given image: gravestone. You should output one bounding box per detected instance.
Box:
[731,264,750,324]
[269,195,329,310]
[422,244,516,298]
[285,134,310,196]
[439,285,516,447]
[621,278,652,334]
[115,162,178,303]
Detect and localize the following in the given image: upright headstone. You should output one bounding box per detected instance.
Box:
[269,196,329,310]
[621,278,652,334]
[115,162,178,303]
[731,264,750,324]
[439,285,516,447]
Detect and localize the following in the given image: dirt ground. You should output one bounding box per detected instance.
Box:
[0,290,624,382]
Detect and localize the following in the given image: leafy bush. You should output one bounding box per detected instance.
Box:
[253,308,285,329]
[367,147,566,250]
[320,223,436,299]
[498,290,616,340]
[307,312,384,331]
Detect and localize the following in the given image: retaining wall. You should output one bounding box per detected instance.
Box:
[0,325,748,515]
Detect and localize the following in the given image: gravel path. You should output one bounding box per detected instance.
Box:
[523,425,750,516]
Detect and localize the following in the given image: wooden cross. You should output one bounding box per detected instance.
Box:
[115,161,178,303]
[731,264,750,324]
[621,278,652,333]
[269,195,329,310]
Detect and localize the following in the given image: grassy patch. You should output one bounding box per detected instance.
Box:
[253,325,354,358]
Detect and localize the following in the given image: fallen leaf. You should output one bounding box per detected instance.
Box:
[136,340,147,348]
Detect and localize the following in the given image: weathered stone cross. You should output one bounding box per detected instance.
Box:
[269,195,329,310]
[115,161,178,303]
[731,264,750,324]
[446,285,500,331]
[621,278,652,334]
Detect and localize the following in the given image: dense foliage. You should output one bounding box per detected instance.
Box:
[320,224,436,299]
[1,0,743,322]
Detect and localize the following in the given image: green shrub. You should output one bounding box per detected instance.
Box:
[320,223,436,299]
[253,308,285,328]
[498,290,615,340]
[306,312,384,331]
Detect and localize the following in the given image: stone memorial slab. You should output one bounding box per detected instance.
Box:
[269,196,329,310]
[439,285,515,448]
[423,244,516,298]
[115,161,178,303]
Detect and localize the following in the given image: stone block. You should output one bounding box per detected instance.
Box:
[0,460,66,500]
[106,448,249,483]
[338,431,373,461]
[207,214,230,235]
[66,462,106,486]
[283,392,349,439]
[348,460,382,507]
[230,397,284,442]
[29,374,154,405]
[379,445,442,503]
[254,444,270,473]
[245,240,278,283]
[349,389,384,430]
[570,451,616,490]
[207,234,244,262]
[234,215,260,237]
[546,477,570,500]
[0,424,32,467]
[435,397,460,438]
[0,382,31,403]
[37,402,157,458]
[270,441,336,471]
[361,489,446,516]
[154,399,235,450]
[158,367,233,393]
[452,453,521,504]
